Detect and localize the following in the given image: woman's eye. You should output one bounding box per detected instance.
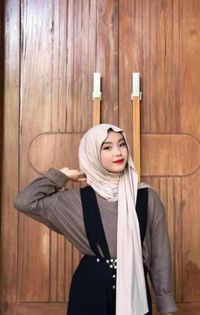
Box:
[119,142,126,147]
[102,146,112,150]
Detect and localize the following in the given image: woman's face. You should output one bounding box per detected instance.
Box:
[100,131,128,173]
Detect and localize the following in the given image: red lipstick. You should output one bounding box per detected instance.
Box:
[113,159,124,164]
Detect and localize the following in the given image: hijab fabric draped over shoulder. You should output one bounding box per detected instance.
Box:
[79,124,149,315]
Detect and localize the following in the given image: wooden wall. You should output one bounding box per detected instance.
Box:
[0,0,4,189]
[1,1,200,314]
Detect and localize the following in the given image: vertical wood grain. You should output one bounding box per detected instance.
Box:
[182,172,200,302]
[1,1,200,314]
[51,0,68,132]
[96,0,119,124]
[119,0,135,147]
[0,0,19,314]
[64,0,97,132]
[180,0,200,139]
[0,0,4,187]
[180,0,200,303]
[18,0,98,304]
[174,177,183,302]
[141,0,181,133]
[19,0,53,301]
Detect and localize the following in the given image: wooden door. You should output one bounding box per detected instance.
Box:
[118,2,200,315]
[1,1,200,315]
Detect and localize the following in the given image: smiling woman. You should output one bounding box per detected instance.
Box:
[14,123,177,315]
[100,131,128,173]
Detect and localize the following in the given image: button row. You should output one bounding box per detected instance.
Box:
[96,258,117,269]
[95,258,117,289]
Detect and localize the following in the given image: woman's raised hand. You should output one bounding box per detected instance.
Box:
[60,167,87,182]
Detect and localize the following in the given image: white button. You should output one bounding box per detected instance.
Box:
[112,285,116,289]
[96,258,100,262]
[106,259,109,263]
[112,274,116,278]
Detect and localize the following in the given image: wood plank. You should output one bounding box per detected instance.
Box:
[141,134,200,176]
[19,0,54,301]
[0,0,3,179]
[141,0,151,133]
[28,132,200,177]
[0,1,20,314]
[51,0,68,132]
[81,0,97,130]
[73,0,84,131]
[18,0,97,304]
[176,2,200,302]
[174,177,183,302]
[1,1,200,314]
[141,0,181,133]
[96,0,118,124]
[14,302,200,315]
[65,0,75,131]
[28,133,82,174]
[180,0,200,139]
[182,171,200,302]
[172,0,181,133]
[15,303,67,315]
[148,0,158,133]
[64,0,96,132]
[119,0,135,148]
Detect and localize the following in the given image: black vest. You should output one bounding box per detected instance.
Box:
[80,185,148,258]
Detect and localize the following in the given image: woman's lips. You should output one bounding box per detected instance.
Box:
[113,159,124,164]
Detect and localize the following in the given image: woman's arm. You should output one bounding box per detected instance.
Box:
[14,167,86,233]
[148,189,177,314]
[59,167,86,182]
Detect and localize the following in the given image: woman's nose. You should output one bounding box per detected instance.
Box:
[114,146,122,156]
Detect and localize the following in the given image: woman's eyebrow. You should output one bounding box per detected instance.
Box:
[102,141,112,145]
[102,138,124,145]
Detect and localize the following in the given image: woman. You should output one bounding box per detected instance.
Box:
[14,123,177,315]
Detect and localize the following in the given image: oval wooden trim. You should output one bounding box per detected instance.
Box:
[28,132,200,177]
[141,133,200,176]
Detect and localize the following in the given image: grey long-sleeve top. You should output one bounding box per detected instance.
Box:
[14,168,177,314]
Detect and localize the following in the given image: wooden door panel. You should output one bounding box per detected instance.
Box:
[142,134,200,176]
[182,172,200,302]
[28,132,200,177]
[19,0,59,302]
[1,0,119,313]
[1,0,200,314]
[0,0,20,313]
[179,0,200,304]
[119,0,200,313]
[96,0,119,124]
[18,0,97,308]
[28,133,82,173]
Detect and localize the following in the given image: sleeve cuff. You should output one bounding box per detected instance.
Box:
[45,168,69,188]
[156,293,178,313]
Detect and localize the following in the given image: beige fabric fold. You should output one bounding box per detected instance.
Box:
[79,123,148,315]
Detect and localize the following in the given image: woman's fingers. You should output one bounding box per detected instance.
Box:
[77,177,87,182]
[77,171,87,182]
[60,168,86,182]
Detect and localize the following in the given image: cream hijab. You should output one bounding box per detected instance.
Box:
[79,124,149,315]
